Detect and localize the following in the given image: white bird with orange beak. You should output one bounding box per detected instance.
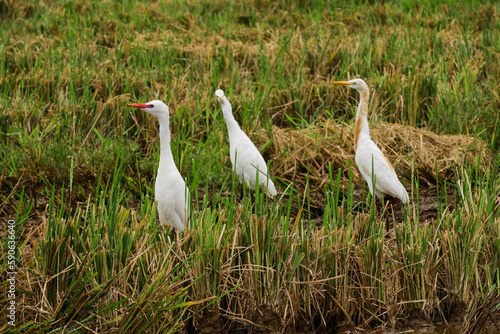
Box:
[215,89,277,198]
[128,100,190,231]
[331,79,409,203]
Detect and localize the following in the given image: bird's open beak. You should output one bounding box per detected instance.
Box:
[127,103,149,109]
[331,81,351,86]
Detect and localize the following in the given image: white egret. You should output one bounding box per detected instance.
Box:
[331,79,409,203]
[128,100,191,231]
[215,89,277,198]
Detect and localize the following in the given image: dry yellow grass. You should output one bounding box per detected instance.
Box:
[255,119,490,190]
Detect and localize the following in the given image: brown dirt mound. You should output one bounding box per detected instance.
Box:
[255,119,491,190]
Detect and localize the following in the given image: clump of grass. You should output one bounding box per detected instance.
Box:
[255,119,490,194]
[0,161,212,333]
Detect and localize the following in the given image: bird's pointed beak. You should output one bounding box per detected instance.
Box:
[216,96,224,105]
[127,103,149,109]
[331,81,351,86]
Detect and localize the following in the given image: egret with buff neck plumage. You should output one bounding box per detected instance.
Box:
[127,100,191,231]
[331,79,409,203]
[215,89,277,198]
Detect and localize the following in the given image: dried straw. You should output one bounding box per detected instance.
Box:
[254,119,491,190]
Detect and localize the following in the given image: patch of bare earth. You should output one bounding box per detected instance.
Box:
[180,300,500,334]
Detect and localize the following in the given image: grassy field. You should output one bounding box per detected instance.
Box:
[1,0,499,333]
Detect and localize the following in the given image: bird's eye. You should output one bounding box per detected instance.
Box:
[146,104,155,108]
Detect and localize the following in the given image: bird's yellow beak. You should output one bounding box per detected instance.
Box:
[331,81,351,86]
[216,96,224,105]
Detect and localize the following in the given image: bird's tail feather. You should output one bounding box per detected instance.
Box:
[265,180,277,198]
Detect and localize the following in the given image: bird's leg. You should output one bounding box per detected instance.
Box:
[238,184,246,203]
[250,190,256,207]
[377,197,391,233]
[166,224,177,236]
[373,194,390,232]
[383,201,394,233]
[383,196,404,233]
[240,185,256,211]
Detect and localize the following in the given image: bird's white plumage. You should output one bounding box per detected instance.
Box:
[216,90,277,198]
[332,79,409,203]
[355,137,409,202]
[128,100,190,231]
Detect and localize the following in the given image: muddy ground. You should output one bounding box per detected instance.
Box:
[179,302,500,334]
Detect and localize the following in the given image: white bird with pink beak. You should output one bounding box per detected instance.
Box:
[128,100,191,231]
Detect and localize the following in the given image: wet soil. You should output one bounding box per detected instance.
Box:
[179,303,500,334]
[193,182,452,228]
[1,168,451,230]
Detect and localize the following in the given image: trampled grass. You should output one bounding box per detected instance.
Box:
[0,0,499,332]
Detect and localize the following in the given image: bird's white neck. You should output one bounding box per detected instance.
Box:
[354,89,370,151]
[222,107,243,139]
[156,114,176,170]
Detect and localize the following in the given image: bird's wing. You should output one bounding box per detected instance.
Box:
[355,140,408,202]
[155,171,190,231]
[232,136,271,186]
